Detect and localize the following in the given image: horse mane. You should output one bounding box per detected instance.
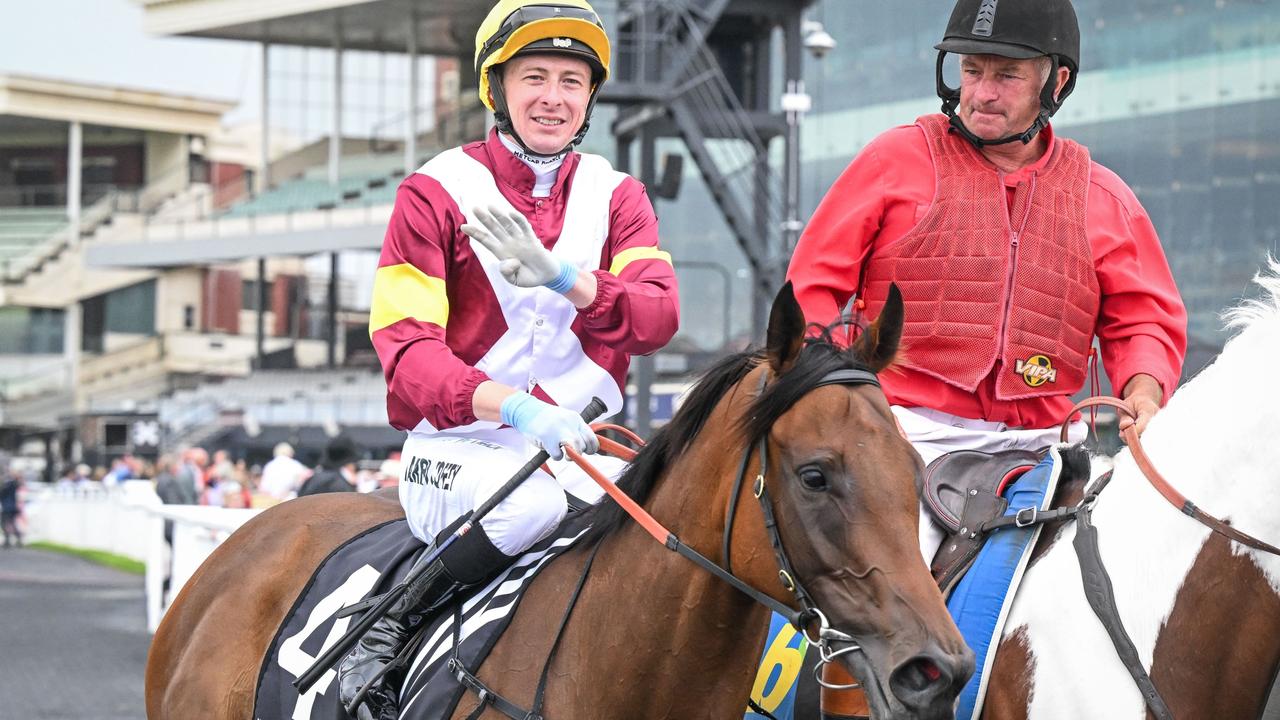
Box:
[578,322,877,546]
[1222,256,1280,333]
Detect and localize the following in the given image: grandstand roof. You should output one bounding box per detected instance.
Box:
[135,0,485,55]
[0,73,236,137]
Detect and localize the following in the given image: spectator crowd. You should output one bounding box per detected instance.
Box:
[47,435,403,511]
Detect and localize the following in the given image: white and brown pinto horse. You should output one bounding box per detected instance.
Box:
[984,262,1280,719]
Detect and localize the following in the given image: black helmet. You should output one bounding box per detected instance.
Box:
[934,0,1081,147]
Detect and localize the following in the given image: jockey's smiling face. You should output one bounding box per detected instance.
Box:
[500,54,592,155]
[957,54,1068,142]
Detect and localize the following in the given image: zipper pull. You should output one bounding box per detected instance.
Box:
[1011,232,1019,246]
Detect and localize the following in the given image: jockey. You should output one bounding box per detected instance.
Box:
[338,1,679,717]
[786,0,1187,559]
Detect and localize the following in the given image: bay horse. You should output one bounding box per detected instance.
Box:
[146,283,974,720]
[980,262,1280,719]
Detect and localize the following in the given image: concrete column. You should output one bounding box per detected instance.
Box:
[64,301,81,411]
[67,121,82,244]
[330,15,343,187]
[327,252,339,368]
[260,39,271,193]
[256,258,267,367]
[781,12,805,256]
[405,13,419,173]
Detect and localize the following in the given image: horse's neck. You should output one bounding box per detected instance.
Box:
[543,437,773,715]
[1098,345,1280,592]
[996,346,1280,718]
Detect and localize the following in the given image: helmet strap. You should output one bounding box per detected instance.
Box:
[935,50,1067,149]
[487,67,600,158]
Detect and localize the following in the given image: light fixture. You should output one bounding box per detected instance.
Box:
[802,20,836,59]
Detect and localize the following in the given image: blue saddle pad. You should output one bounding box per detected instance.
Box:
[949,445,1064,720]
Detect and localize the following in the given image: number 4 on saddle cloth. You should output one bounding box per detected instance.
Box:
[745,445,1085,720]
[254,515,593,720]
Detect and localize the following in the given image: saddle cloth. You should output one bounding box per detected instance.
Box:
[253,516,591,720]
[947,445,1066,720]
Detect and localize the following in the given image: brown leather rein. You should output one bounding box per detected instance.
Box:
[1063,396,1280,556]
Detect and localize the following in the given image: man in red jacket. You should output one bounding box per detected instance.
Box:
[787,0,1185,546]
[339,2,679,718]
[786,1,1186,713]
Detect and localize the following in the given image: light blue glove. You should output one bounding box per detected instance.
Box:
[461,205,578,293]
[500,392,599,460]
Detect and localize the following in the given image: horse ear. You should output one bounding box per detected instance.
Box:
[765,281,806,374]
[854,283,904,372]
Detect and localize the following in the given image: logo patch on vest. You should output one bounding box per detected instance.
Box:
[1015,354,1057,387]
[403,456,463,490]
[552,37,572,48]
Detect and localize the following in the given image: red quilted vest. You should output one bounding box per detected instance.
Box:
[861,114,1099,401]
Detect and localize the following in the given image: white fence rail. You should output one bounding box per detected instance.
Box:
[23,481,259,632]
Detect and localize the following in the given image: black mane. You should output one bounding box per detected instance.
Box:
[577,324,876,545]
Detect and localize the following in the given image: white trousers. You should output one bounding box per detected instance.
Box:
[399,428,627,556]
[893,406,1086,563]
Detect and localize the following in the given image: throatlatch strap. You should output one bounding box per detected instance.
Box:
[1073,505,1174,720]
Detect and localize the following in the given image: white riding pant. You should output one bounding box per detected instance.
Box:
[892,406,1086,564]
[399,428,627,556]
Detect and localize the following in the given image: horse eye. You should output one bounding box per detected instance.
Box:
[798,466,828,492]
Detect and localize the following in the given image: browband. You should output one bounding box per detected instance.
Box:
[813,368,881,389]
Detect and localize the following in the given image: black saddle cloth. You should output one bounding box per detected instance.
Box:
[254,516,592,720]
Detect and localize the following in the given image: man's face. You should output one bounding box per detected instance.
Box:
[957,54,1051,141]
[499,53,593,155]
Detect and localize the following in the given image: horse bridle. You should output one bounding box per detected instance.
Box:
[718,368,887,691]
[444,367,888,720]
[561,366,888,699]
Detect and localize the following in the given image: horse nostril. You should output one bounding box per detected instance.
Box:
[889,652,966,712]
[892,656,946,694]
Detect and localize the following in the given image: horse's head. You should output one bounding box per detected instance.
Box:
[732,283,974,719]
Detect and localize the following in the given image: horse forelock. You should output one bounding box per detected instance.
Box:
[743,335,878,444]
[578,331,876,545]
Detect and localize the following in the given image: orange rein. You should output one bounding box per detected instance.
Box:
[1062,396,1280,555]
[558,424,669,545]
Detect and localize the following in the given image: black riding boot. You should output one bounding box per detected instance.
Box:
[338,523,513,720]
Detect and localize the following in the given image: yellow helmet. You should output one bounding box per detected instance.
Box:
[474,0,611,153]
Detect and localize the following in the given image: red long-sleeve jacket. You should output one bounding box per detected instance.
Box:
[787,119,1186,429]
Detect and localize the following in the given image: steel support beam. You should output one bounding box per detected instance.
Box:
[405,11,419,173]
[330,14,343,187]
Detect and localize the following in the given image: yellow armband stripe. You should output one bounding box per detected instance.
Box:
[609,246,673,276]
[368,263,449,335]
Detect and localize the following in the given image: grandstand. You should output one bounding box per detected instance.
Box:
[0,208,67,275]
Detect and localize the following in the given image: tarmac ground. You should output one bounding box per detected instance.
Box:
[0,546,148,720]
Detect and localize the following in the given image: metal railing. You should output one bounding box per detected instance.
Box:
[612,0,785,271]
[0,362,72,403]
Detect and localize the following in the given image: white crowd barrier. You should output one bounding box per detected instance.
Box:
[23,480,260,632]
